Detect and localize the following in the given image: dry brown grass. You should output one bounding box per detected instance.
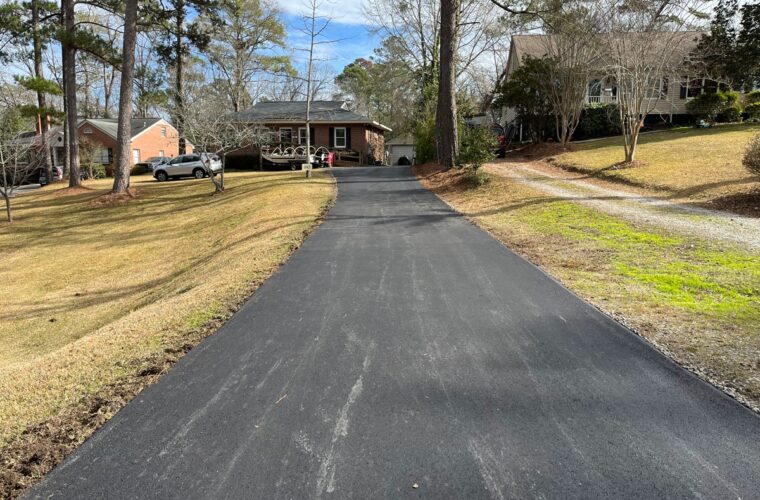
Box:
[545,124,760,213]
[416,164,760,414]
[0,171,335,496]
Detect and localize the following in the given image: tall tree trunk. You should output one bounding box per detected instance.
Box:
[62,0,80,187]
[175,4,186,155]
[112,0,139,194]
[31,0,53,182]
[436,0,459,170]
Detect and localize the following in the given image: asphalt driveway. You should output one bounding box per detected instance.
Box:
[31,166,760,499]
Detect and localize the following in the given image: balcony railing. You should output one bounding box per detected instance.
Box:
[586,95,618,104]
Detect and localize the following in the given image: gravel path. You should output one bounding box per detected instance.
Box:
[486,162,760,251]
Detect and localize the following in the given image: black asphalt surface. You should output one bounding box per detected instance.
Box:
[31,167,760,499]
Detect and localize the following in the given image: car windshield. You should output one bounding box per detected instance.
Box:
[170,157,183,164]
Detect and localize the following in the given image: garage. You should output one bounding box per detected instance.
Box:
[385,136,416,165]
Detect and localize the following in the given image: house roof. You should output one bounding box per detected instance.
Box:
[508,31,702,69]
[230,101,392,132]
[80,118,163,140]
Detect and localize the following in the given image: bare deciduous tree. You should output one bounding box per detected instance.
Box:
[599,0,706,162]
[180,95,264,192]
[0,108,39,223]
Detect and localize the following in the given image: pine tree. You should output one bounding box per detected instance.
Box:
[436,0,459,169]
[148,0,221,154]
[112,0,139,194]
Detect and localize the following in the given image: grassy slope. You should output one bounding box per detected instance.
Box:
[552,124,760,203]
[0,171,334,450]
[417,166,760,411]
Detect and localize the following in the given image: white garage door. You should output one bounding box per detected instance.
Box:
[390,145,415,165]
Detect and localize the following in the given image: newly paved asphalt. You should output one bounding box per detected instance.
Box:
[31,167,760,498]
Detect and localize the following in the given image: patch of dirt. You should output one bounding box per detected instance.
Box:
[89,188,140,208]
[49,186,98,198]
[609,160,648,170]
[0,186,337,499]
[506,142,575,161]
[701,187,760,217]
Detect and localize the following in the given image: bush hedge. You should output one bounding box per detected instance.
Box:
[743,133,760,176]
[746,102,760,121]
[575,103,621,140]
[686,92,728,122]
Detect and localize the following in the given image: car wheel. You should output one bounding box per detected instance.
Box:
[156,171,168,182]
[193,168,206,179]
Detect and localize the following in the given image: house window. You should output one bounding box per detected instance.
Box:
[298,127,309,145]
[98,148,110,164]
[279,127,293,143]
[680,76,705,99]
[334,127,347,149]
[161,127,167,137]
[132,149,140,164]
[159,150,165,157]
[84,127,93,135]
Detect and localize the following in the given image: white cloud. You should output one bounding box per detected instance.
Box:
[273,0,369,26]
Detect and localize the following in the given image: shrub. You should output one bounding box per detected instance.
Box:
[686,92,728,122]
[746,102,760,121]
[743,133,760,176]
[723,90,741,106]
[458,125,496,171]
[745,90,760,106]
[575,103,622,140]
[717,104,743,123]
[413,113,437,164]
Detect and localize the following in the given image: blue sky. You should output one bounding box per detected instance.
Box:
[273,0,381,72]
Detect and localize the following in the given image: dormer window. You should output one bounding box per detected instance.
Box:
[84,127,93,134]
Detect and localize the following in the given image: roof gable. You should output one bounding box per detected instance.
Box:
[80,118,163,140]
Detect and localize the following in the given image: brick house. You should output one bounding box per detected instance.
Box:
[229,101,391,166]
[51,118,192,173]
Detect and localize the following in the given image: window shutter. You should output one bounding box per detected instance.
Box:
[679,77,687,99]
[310,127,315,145]
[346,127,352,150]
[329,127,334,148]
[107,148,113,164]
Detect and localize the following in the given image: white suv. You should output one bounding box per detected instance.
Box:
[153,153,221,181]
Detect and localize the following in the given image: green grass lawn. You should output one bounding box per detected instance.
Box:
[552,124,760,202]
[0,171,334,495]
[418,165,760,412]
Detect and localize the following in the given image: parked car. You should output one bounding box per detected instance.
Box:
[200,153,222,173]
[138,156,171,172]
[153,153,220,181]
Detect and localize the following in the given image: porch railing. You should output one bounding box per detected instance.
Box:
[586,95,618,104]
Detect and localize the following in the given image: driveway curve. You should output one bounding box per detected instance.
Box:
[31,166,760,499]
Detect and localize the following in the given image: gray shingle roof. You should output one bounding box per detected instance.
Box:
[230,101,391,131]
[82,118,162,140]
